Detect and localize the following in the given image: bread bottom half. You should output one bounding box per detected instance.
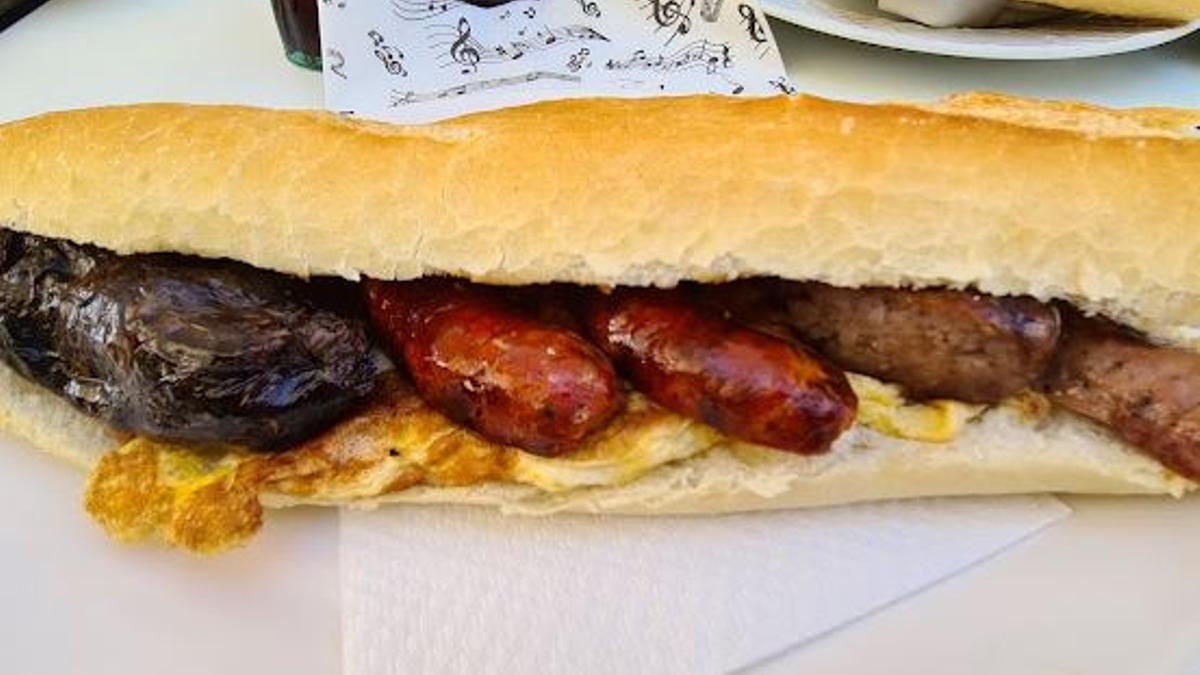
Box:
[0,361,1190,521]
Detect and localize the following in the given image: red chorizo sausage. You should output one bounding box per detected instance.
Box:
[584,288,857,454]
[365,279,624,456]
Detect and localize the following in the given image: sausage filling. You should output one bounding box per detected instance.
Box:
[0,230,378,449]
[1,229,1197,480]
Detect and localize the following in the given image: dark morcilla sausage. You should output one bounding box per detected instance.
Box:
[0,229,378,450]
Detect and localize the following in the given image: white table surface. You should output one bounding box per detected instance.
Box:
[1,1,1199,674]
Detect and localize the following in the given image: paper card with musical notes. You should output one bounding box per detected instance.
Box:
[320,0,793,124]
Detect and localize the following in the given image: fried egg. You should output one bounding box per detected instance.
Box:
[847,373,985,443]
[84,373,988,552]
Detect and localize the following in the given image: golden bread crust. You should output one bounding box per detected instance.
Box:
[0,95,1198,341]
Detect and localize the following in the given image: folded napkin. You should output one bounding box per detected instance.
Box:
[341,496,1068,674]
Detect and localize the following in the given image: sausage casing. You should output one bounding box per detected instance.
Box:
[0,230,378,450]
[365,279,624,456]
[1046,312,1200,480]
[585,288,856,454]
[779,283,1061,403]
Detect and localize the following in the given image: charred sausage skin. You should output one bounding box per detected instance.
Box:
[365,279,624,456]
[0,230,378,450]
[585,288,857,455]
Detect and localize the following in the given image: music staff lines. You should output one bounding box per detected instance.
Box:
[391,0,461,22]
[605,39,732,75]
[390,71,582,106]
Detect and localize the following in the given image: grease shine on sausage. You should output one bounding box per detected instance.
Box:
[365,279,624,456]
[585,288,857,454]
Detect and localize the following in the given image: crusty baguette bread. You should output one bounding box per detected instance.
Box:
[0,93,1198,536]
[1,94,1198,345]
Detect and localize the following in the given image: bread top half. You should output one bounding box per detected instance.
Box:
[0,93,1197,342]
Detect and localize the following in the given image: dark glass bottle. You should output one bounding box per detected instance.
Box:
[0,0,50,33]
[271,0,322,70]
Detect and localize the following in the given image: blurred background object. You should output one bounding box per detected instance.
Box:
[761,0,1200,59]
[0,0,49,33]
[271,0,320,69]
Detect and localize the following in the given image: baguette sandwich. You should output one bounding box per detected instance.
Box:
[0,93,1197,553]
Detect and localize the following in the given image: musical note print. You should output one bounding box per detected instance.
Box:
[428,21,609,71]
[576,0,601,18]
[768,76,797,95]
[566,47,592,72]
[642,0,696,46]
[737,3,769,57]
[391,0,458,22]
[325,47,348,79]
[325,0,791,122]
[605,39,731,75]
[390,71,581,106]
[447,17,482,73]
[699,0,723,22]
[368,29,407,75]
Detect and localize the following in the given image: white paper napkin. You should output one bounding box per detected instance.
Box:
[319,0,793,124]
[341,496,1068,674]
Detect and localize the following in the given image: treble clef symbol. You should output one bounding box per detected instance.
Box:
[737,3,767,45]
[647,0,693,45]
[650,0,680,27]
[449,17,481,74]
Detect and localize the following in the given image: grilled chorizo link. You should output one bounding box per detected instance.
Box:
[1045,312,1200,480]
[365,279,624,456]
[779,283,1061,403]
[585,288,856,454]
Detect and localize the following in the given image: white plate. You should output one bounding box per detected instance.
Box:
[760,0,1200,59]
